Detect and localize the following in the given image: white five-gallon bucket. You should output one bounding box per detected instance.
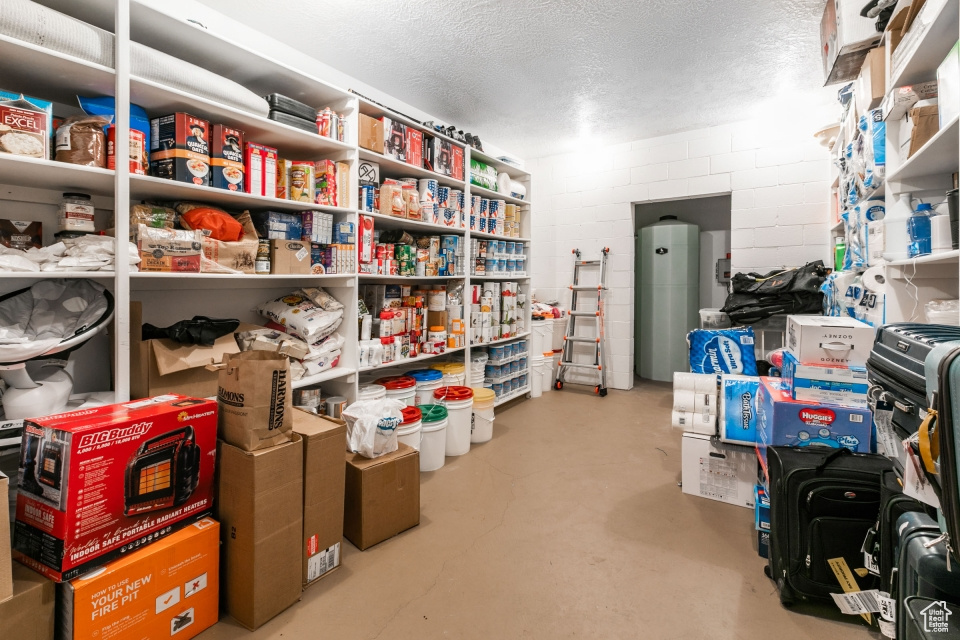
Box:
[418,404,448,471]
[407,369,444,405]
[432,362,466,386]
[470,387,496,443]
[541,352,555,393]
[397,406,423,450]
[530,320,551,355]
[530,355,544,397]
[435,386,474,456]
[357,384,386,401]
[374,375,417,406]
[552,317,566,352]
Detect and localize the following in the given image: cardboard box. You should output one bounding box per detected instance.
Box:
[758,529,770,559]
[217,436,303,630]
[344,443,420,550]
[855,46,886,116]
[820,0,883,85]
[382,117,406,162]
[0,472,10,603]
[680,432,756,509]
[59,517,220,640]
[244,142,278,197]
[908,104,940,157]
[785,315,876,366]
[718,374,761,446]
[405,128,423,168]
[451,145,465,181]
[130,302,248,400]
[137,226,203,273]
[211,124,244,191]
[150,113,210,186]
[270,239,312,274]
[13,396,218,581]
[292,409,346,588]
[756,377,873,466]
[0,563,54,640]
[0,219,41,251]
[0,90,52,159]
[358,114,384,154]
[938,41,960,128]
[755,484,770,532]
[780,351,869,408]
[881,80,939,121]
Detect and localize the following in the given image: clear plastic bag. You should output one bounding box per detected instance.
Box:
[925,299,960,325]
[343,397,405,458]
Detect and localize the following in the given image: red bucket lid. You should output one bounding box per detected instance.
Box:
[434,385,474,401]
[401,406,422,425]
[374,375,417,390]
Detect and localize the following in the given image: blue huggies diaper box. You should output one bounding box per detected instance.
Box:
[756,377,872,467]
[780,350,868,408]
[719,374,761,446]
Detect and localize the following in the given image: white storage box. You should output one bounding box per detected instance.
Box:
[785,315,876,366]
[699,308,731,329]
[820,0,883,85]
[681,432,756,509]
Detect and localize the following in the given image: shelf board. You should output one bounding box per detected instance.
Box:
[469,183,530,207]
[470,274,531,281]
[358,347,466,373]
[494,385,530,407]
[890,0,960,88]
[292,366,355,389]
[130,272,355,290]
[0,154,116,197]
[0,271,117,280]
[358,274,463,283]
[0,34,116,107]
[358,149,465,189]
[830,220,845,233]
[360,211,465,235]
[473,331,531,348]
[885,249,960,266]
[129,174,355,214]
[469,149,530,179]
[131,77,354,158]
[888,115,959,185]
[470,230,530,242]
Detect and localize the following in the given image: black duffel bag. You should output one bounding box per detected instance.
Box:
[721,260,827,324]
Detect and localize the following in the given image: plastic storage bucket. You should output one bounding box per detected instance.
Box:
[435,386,474,456]
[397,406,423,451]
[418,404,448,471]
[542,352,555,392]
[357,384,386,401]
[407,369,444,406]
[552,317,565,352]
[530,320,550,355]
[374,376,417,406]
[530,356,544,397]
[470,387,496,443]
[432,362,466,386]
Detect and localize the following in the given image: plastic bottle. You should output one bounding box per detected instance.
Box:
[883,193,913,261]
[908,202,934,258]
[834,236,846,272]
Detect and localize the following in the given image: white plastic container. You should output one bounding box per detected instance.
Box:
[699,308,731,329]
[408,369,444,405]
[357,384,386,401]
[541,352,555,393]
[551,317,565,352]
[436,386,474,456]
[432,362,466,386]
[418,404,448,472]
[530,320,551,355]
[470,387,496,443]
[374,376,417,406]
[530,355,544,397]
[397,406,423,450]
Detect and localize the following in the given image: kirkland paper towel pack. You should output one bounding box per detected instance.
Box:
[719,374,761,446]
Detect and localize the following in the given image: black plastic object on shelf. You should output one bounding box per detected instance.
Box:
[268,110,316,133]
[264,93,318,121]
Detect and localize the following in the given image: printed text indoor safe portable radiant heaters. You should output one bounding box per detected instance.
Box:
[124,425,201,516]
[555,248,609,396]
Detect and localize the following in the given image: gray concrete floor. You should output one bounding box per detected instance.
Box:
[202,380,863,639]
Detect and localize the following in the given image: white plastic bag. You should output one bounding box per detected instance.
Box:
[343,397,405,459]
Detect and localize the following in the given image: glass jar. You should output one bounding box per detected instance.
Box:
[255,239,271,274]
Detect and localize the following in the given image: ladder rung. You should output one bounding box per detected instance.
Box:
[569,310,599,317]
[570,285,605,291]
[577,260,601,265]
[565,336,598,343]
[559,362,599,369]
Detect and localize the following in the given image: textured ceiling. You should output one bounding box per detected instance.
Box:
[198,0,828,158]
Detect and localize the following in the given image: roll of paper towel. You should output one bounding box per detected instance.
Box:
[696,393,718,413]
[690,412,717,436]
[673,372,717,393]
[673,389,697,412]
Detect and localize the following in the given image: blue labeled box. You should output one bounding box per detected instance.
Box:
[754,484,770,532]
[781,350,868,409]
[719,374,761,446]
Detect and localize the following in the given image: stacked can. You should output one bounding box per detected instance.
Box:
[396,243,416,276]
[456,190,466,228]
[470,196,481,232]
[419,179,439,225]
[471,239,486,275]
[505,203,518,238]
[478,198,489,233]
[502,282,518,336]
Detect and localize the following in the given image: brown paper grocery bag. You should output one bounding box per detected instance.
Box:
[217,350,293,451]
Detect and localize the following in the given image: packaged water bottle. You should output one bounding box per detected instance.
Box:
[908,202,933,258]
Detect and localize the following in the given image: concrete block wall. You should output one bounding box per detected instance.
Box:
[528,115,835,391]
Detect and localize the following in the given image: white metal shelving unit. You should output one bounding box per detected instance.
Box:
[0,0,534,406]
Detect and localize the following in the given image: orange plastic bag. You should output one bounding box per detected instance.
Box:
[180,207,244,242]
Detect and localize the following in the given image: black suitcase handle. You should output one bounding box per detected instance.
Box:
[814,447,853,475]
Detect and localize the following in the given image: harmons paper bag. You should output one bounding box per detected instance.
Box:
[217,350,293,451]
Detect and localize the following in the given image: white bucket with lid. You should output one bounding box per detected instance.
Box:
[530,356,544,397]
[435,386,474,456]
[397,406,423,451]
[432,363,466,386]
[470,387,496,443]
[357,384,386,401]
[541,352,555,393]
[418,404,448,471]
[407,369,444,405]
[551,317,566,352]
[530,320,550,355]
[374,376,417,406]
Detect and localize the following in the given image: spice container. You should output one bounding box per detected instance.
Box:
[59,192,95,232]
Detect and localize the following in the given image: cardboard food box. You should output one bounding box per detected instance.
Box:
[13,395,218,582]
[0,563,55,640]
[0,472,10,603]
[292,409,346,588]
[107,125,147,174]
[344,443,420,551]
[680,432,756,509]
[217,436,303,630]
[855,46,886,117]
[270,239,312,274]
[200,212,258,274]
[382,117,406,162]
[59,517,220,640]
[756,377,873,467]
[785,315,876,366]
[405,128,423,168]
[150,113,210,186]
[358,114,384,154]
[0,219,41,251]
[244,142,278,197]
[130,301,249,400]
[0,94,48,158]
[718,374,761,446]
[137,225,203,273]
[908,103,940,157]
[211,124,245,191]
[754,484,770,532]
[451,144,465,181]
[820,0,883,85]
[780,351,869,408]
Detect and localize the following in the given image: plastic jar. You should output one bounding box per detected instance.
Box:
[428,325,447,344]
[374,376,417,406]
[357,384,386,402]
[407,368,444,405]
[397,405,423,451]
[434,386,473,456]
[470,387,496,444]
[427,289,446,311]
[418,404,448,471]
[59,192,95,232]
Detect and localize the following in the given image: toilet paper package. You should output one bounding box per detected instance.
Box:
[719,374,761,446]
[672,409,716,435]
[673,372,718,393]
[687,327,758,376]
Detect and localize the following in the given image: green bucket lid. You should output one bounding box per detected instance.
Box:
[418,404,448,422]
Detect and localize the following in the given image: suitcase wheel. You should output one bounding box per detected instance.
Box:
[763,565,771,579]
[776,578,795,607]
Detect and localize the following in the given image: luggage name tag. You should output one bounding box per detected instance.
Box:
[871,399,899,460]
[902,443,942,509]
[876,592,896,639]
[828,557,875,624]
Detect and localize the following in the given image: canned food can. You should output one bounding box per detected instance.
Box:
[437,186,451,209]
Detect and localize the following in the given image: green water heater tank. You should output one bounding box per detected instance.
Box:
[637,216,700,381]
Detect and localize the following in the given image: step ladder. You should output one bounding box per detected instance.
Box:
[555,248,609,397]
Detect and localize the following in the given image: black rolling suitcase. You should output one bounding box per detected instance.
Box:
[902,597,960,638]
[863,469,927,595]
[895,512,960,640]
[765,446,891,606]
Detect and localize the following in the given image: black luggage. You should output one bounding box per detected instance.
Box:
[721,260,827,324]
[765,446,891,606]
[902,597,960,638]
[895,512,960,640]
[863,469,927,594]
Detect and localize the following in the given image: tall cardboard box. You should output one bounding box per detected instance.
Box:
[344,444,420,551]
[0,563,55,640]
[820,0,883,85]
[0,472,10,603]
[217,436,303,630]
[270,239,312,275]
[855,46,886,117]
[59,518,220,640]
[292,409,346,587]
